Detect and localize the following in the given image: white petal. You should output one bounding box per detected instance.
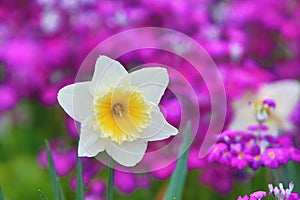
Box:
[229,92,257,131]
[90,56,127,96]
[106,140,147,167]
[78,116,108,157]
[229,93,282,135]
[137,106,165,139]
[126,67,169,105]
[57,81,93,122]
[146,107,178,141]
[229,80,300,135]
[258,79,300,130]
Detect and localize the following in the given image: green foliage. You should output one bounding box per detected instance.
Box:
[76,158,84,200]
[107,159,115,200]
[286,161,300,193]
[164,122,191,200]
[0,185,4,200]
[46,141,65,200]
[39,189,49,200]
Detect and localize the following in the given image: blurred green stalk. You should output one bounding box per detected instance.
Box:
[164,122,191,200]
[0,185,4,200]
[76,158,84,200]
[108,158,114,200]
[39,189,49,200]
[46,141,65,200]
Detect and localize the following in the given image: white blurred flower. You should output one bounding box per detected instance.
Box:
[230,80,300,135]
[57,56,178,167]
[269,182,295,200]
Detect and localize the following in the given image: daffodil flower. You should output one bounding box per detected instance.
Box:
[230,80,300,135]
[57,56,178,167]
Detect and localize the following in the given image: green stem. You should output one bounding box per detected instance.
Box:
[257,122,263,141]
[107,158,114,200]
[0,185,4,200]
[251,174,255,192]
[271,169,280,184]
[279,166,289,186]
[286,161,300,193]
[76,158,84,200]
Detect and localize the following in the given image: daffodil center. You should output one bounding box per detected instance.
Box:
[93,87,152,145]
[249,99,276,124]
[112,103,124,117]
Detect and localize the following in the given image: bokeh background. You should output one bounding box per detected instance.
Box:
[0,0,300,199]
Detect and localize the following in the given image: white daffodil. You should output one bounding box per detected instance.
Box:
[57,56,178,167]
[230,80,300,135]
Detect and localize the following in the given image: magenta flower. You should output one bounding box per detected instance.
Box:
[70,158,103,190]
[37,141,77,177]
[230,152,248,170]
[237,195,249,200]
[199,164,234,194]
[237,191,266,200]
[207,142,231,165]
[65,115,79,139]
[114,170,138,194]
[114,170,152,194]
[230,143,243,154]
[151,162,176,180]
[261,148,286,169]
[248,155,262,171]
[0,85,18,112]
[85,180,106,200]
[289,193,300,200]
[188,148,206,170]
[250,191,267,199]
[288,147,300,162]
[38,84,61,106]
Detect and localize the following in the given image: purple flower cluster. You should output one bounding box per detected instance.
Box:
[238,182,300,200]
[238,191,267,200]
[207,130,300,170]
[198,162,234,194]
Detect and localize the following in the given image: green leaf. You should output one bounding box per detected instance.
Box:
[45,141,65,200]
[0,185,4,200]
[39,189,49,200]
[286,161,300,193]
[76,158,84,200]
[164,122,191,200]
[107,158,115,200]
